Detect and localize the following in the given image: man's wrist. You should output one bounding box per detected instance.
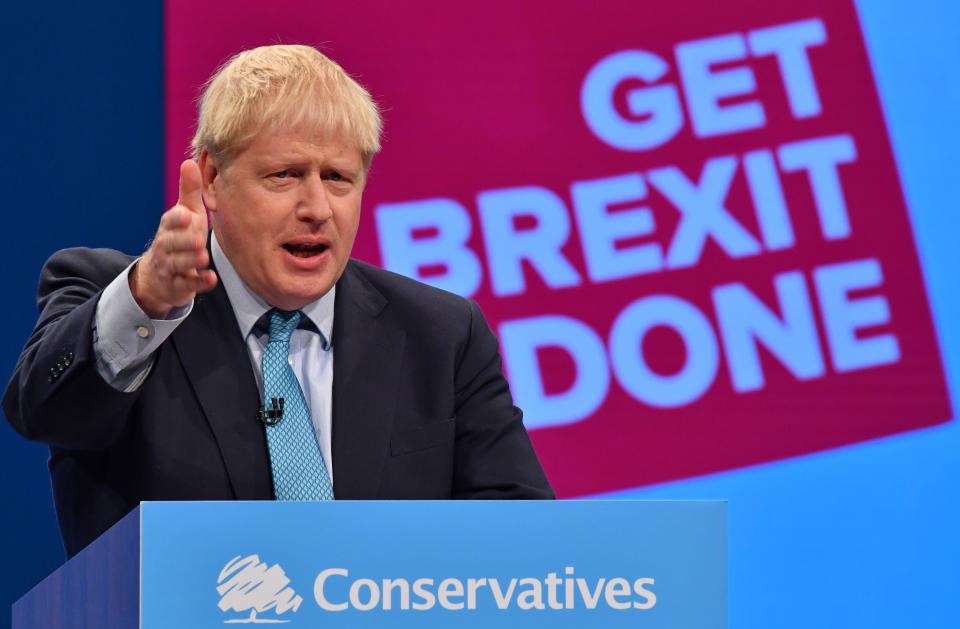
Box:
[128,260,171,320]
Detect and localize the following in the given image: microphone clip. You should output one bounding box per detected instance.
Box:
[258,397,285,426]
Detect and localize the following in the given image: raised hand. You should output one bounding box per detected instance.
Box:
[130,159,218,319]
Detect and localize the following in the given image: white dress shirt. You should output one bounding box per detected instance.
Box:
[92,232,336,481]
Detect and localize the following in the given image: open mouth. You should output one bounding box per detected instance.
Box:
[283,242,329,258]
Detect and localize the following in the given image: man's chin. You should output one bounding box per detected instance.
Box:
[260,276,335,310]
[266,292,326,311]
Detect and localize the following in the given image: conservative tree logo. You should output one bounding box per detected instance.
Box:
[217,555,303,624]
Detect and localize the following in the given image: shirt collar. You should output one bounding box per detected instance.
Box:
[211,231,335,349]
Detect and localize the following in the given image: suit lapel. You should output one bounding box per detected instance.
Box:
[171,277,273,500]
[331,262,406,498]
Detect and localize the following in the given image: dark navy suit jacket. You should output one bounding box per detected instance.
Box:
[3,248,554,557]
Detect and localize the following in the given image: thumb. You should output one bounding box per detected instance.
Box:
[178,159,204,214]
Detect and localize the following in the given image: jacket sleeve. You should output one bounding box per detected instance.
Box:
[2,247,145,450]
[451,299,556,499]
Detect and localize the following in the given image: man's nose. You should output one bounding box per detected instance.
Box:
[295,173,334,222]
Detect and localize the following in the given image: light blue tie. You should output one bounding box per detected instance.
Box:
[261,309,334,501]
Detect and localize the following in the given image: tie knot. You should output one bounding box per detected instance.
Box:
[267,309,302,345]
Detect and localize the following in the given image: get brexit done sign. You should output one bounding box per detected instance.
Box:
[166,0,951,496]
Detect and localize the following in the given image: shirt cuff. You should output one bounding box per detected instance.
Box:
[93,259,193,391]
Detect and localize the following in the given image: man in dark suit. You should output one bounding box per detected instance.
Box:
[3,44,553,558]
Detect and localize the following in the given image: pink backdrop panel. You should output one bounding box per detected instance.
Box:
[166,0,950,497]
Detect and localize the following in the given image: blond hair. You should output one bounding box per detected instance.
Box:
[191,44,382,168]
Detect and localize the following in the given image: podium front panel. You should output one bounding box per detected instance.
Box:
[140,500,725,628]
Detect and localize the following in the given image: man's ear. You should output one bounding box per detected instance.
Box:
[198,149,220,212]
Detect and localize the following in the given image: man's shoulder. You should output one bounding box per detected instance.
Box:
[342,259,480,341]
[345,258,473,313]
[41,247,137,286]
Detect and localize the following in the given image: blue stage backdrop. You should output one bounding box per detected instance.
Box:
[0,2,957,629]
[0,2,163,627]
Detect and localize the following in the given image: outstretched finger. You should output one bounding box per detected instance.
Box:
[177,159,205,214]
[159,207,191,232]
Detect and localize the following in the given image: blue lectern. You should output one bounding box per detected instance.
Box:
[13,501,726,628]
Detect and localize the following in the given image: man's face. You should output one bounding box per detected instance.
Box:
[201,127,366,310]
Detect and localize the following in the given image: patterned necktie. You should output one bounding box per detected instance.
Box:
[261,309,334,500]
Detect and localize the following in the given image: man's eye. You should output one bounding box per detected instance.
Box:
[273,170,291,179]
[325,171,345,182]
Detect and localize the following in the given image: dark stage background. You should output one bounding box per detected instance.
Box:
[0,1,163,622]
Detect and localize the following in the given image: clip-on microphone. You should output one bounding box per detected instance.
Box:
[258,397,285,426]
